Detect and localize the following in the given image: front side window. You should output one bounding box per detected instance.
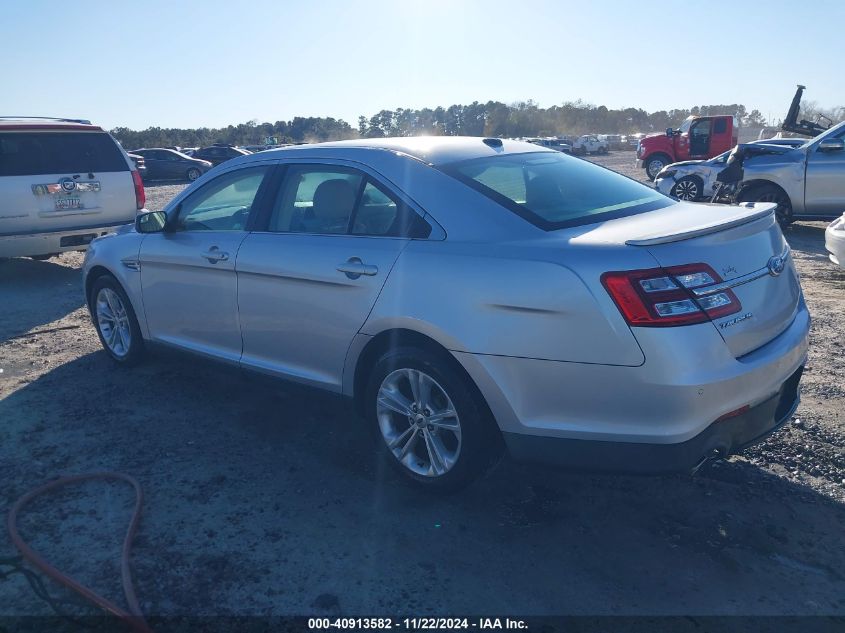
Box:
[443,152,672,230]
[176,165,268,231]
[691,120,712,137]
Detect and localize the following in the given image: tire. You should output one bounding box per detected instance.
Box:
[186,167,202,182]
[89,275,145,365]
[598,146,608,155]
[738,183,793,227]
[670,176,704,201]
[365,346,500,491]
[644,154,671,181]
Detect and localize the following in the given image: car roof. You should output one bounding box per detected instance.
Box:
[260,136,551,166]
[0,117,103,132]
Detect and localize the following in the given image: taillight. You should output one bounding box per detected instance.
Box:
[131,169,145,210]
[601,264,741,327]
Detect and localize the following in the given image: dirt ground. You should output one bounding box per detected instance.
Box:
[1,155,844,622]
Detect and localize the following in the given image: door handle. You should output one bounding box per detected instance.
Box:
[337,257,378,279]
[201,246,229,263]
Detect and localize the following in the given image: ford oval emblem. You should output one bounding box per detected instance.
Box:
[767,255,786,276]
[59,177,76,193]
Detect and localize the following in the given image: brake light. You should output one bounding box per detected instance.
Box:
[131,169,145,210]
[601,264,741,327]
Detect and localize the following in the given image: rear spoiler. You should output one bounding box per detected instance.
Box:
[625,204,775,246]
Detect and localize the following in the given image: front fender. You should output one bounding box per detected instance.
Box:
[741,158,806,214]
[82,232,149,339]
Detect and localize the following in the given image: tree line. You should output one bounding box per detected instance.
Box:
[111,100,844,149]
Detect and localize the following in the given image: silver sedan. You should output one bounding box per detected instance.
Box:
[83,137,809,490]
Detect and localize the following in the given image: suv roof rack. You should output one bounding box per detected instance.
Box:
[0,116,92,125]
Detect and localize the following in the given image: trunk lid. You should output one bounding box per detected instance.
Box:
[576,201,801,358]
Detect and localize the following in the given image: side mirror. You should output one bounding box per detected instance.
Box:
[136,210,168,233]
[818,137,844,153]
[666,127,674,137]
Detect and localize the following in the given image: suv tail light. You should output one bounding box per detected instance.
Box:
[601,264,741,327]
[131,169,145,210]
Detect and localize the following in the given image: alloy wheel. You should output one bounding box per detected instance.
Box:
[376,368,462,477]
[187,168,201,181]
[96,287,132,357]
[673,179,699,200]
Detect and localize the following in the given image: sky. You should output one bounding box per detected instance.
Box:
[3,0,843,131]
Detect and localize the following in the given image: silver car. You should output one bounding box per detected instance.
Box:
[654,139,807,202]
[82,137,809,490]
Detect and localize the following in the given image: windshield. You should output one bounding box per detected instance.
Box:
[442,151,673,230]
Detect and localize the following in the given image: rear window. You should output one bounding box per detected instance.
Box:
[0,131,128,177]
[442,152,673,230]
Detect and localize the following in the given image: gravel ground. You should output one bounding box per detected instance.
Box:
[1,160,844,621]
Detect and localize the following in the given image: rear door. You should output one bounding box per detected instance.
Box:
[708,117,734,156]
[235,161,429,391]
[139,163,274,362]
[140,150,166,179]
[0,128,135,237]
[159,150,186,179]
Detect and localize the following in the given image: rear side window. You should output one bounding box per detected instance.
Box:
[714,118,727,134]
[442,152,673,230]
[0,132,128,177]
[267,165,431,238]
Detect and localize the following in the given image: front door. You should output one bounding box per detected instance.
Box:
[689,119,712,158]
[804,128,845,218]
[236,163,428,391]
[139,164,272,362]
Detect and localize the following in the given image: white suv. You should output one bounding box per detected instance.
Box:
[0,117,144,259]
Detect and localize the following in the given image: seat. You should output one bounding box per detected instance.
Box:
[309,178,357,233]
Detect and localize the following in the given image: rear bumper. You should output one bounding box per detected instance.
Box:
[0,221,131,258]
[503,366,802,473]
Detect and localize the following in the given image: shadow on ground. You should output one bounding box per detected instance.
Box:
[1,350,844,618]
[0,257,83,342]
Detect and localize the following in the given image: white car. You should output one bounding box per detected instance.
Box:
[0,117,144,259]
[572,135,608,156]
[826,213,845,270]
[654,139,807,202]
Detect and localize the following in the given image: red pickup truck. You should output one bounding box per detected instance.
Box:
[637,115,739,180]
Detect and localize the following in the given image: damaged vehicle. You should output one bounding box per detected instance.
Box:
[734,121,845,225]
[654,139,805,202]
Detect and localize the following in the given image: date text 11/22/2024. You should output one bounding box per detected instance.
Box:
[308,618,528,630]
